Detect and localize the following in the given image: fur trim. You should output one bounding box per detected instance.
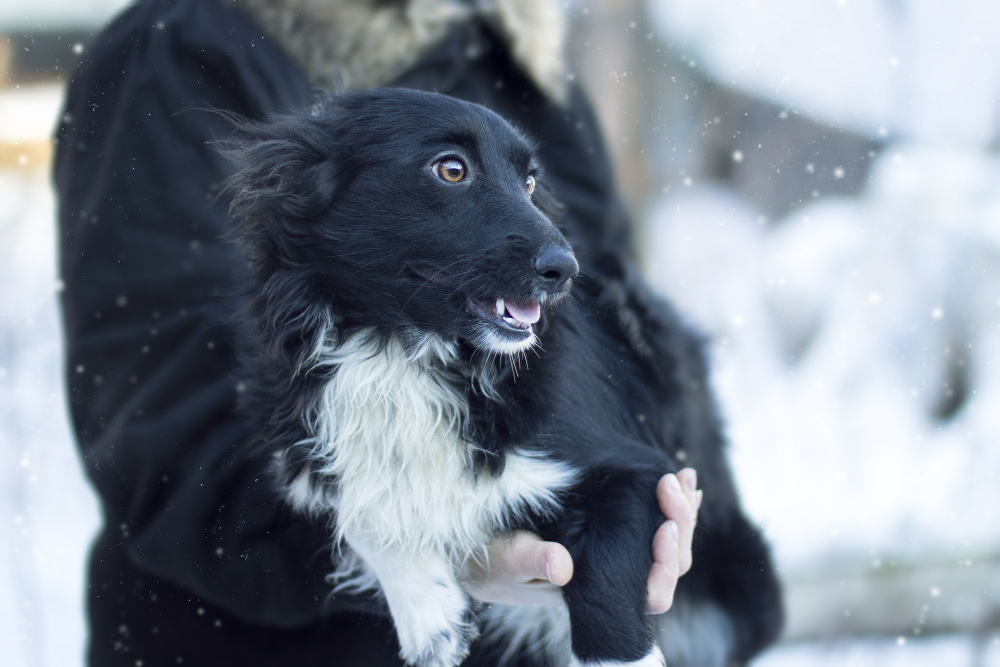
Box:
[234,0,567,101]
[481,0,567,101]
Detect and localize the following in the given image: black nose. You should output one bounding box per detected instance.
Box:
[534,245,579,290]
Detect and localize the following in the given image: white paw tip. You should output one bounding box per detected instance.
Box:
[570,644,665,667]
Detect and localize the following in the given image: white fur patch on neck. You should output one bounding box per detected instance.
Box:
[293,328,575,562]
[235,0,567,101]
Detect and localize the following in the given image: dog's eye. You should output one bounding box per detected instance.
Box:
[525,174,536,195]
[434,159,466,183]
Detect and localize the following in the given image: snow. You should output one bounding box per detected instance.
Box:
[754,634,1000,667]
[646,145,1000,571]
[642,0,1000,646]
[0,0,130,30]
[0,84,101,667]
[647,0,1000,146]
[643,0,1000,582]
[0,86,65,144]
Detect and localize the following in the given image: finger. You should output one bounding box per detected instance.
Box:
[657,473,696,575]
[647,520,680,614]
[676,468,703,563]
[464,532,570,606]
[540,541,574,586]
[677,467,700,508]
[506,531,574,586]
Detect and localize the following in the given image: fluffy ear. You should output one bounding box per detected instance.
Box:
[220,104,338,252]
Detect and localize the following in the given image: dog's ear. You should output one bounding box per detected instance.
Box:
[220,106,338,249]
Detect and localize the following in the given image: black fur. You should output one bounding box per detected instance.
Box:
[224,88,782,665]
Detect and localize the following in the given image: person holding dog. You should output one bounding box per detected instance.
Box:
[55,1,729,664]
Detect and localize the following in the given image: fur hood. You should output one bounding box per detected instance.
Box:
[234,0,567,100]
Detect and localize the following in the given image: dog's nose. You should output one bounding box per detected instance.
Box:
[534,245,579,290]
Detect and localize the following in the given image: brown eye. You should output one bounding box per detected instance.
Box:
[525,174,536,195]
[435,158,466,183]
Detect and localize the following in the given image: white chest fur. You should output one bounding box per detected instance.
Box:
[283,330,575,665]
[289,330,574,560]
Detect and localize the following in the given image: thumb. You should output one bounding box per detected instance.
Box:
[504,531,573,586]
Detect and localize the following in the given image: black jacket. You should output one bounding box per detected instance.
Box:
[56,0,630,663]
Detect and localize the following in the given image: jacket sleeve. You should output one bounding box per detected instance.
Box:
[54,0,375,628]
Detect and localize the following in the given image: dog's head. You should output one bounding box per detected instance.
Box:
[227,88,577,355]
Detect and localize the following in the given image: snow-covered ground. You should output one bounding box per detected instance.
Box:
[0,84,101,667]
[757,634,1000,667]
[643,0,1000,649]
[646,148,1000,571]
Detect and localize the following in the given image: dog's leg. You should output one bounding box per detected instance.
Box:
[345,533,477,667]
[550,468,667,667]
[568,649,665,667]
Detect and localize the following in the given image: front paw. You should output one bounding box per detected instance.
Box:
[398,612,478,667]
[341,537,480,667]
[570,644,666,667]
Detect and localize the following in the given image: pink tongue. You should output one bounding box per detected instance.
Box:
[506,301,540,324]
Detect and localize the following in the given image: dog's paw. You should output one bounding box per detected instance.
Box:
[399,616,479,667]
[570,644,666,667]
[342,538,480,667]
[389,571,479,667]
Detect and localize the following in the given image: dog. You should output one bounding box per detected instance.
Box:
[223,88,782,667]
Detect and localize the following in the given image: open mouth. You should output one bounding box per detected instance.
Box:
[492,298,540,331]
[469,297,541,349]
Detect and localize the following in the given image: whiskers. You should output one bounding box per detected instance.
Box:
[506,338,539,380]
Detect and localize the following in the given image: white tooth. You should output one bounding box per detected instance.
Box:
[496,298,505,316]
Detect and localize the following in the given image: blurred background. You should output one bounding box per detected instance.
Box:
[2,1,999,665]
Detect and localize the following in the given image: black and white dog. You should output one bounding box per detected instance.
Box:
[225,88,781,667]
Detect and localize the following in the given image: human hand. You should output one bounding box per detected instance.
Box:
[648,467,702,613]
[461,468,702,612]
[461,530,574,607]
